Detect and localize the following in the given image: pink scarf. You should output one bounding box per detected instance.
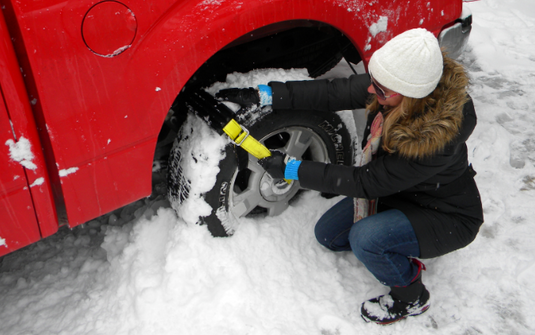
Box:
[354,112,383,222]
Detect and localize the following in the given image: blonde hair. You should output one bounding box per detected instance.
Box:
[366,53,470,158]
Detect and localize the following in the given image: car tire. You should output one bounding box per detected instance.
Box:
[167,106,354,237]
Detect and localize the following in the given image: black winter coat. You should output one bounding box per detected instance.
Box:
[269,74,484,259]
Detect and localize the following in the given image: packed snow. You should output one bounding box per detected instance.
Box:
[1,0,534,334]
[5,136,37,170]
[369,16,389,37]
[58,167,79,177]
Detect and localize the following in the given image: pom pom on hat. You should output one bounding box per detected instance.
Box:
[368,28,443,99]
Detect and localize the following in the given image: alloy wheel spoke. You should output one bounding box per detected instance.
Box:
[247,156,265,174]
[230,187,263,217]
[284,129,313,159]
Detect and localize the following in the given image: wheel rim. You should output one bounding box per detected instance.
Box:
[228,126,330,218]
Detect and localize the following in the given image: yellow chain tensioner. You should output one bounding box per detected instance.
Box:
[222,119,271,159]
[222,119,291,184]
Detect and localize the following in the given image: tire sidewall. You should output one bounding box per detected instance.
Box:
[246,108,353,166]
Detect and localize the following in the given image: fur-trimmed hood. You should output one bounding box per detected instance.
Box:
[386,56,470,160]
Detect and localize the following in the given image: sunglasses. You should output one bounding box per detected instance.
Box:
[370,74,400,100]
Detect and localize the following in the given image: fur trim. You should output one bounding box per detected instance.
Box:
[386,56,469,159]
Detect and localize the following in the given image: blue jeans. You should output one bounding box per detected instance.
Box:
[315,197,420,287]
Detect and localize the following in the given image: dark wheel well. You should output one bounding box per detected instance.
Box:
[186,21,362,88]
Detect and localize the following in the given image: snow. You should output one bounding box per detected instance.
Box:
[59,167,79,177]
[1,1,535,334]
[369,16,388,37]
[30,177,45,187]
[5,136,37,170]
[168,115,228,225]
[100,45,131,58]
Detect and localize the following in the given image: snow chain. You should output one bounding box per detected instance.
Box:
[182,89,271,160]
[182,89,289,183]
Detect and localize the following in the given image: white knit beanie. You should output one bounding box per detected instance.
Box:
[368,28,443,99]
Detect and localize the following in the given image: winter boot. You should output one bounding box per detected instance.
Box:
[361,259,430,325]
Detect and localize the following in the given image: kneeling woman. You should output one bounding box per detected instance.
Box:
[217,28,484,325]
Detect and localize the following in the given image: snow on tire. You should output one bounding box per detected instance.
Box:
[167,107,354,237]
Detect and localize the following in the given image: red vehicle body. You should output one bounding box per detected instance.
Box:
[0,0,472,256]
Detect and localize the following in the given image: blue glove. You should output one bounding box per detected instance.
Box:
[257,85,273,106]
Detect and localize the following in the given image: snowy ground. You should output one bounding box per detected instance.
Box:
[1,1,535,334]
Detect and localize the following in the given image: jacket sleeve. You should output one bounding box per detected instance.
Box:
[269,74,371,111]
[297,153,453,199]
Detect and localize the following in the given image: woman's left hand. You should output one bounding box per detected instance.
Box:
[258,150,288,179]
